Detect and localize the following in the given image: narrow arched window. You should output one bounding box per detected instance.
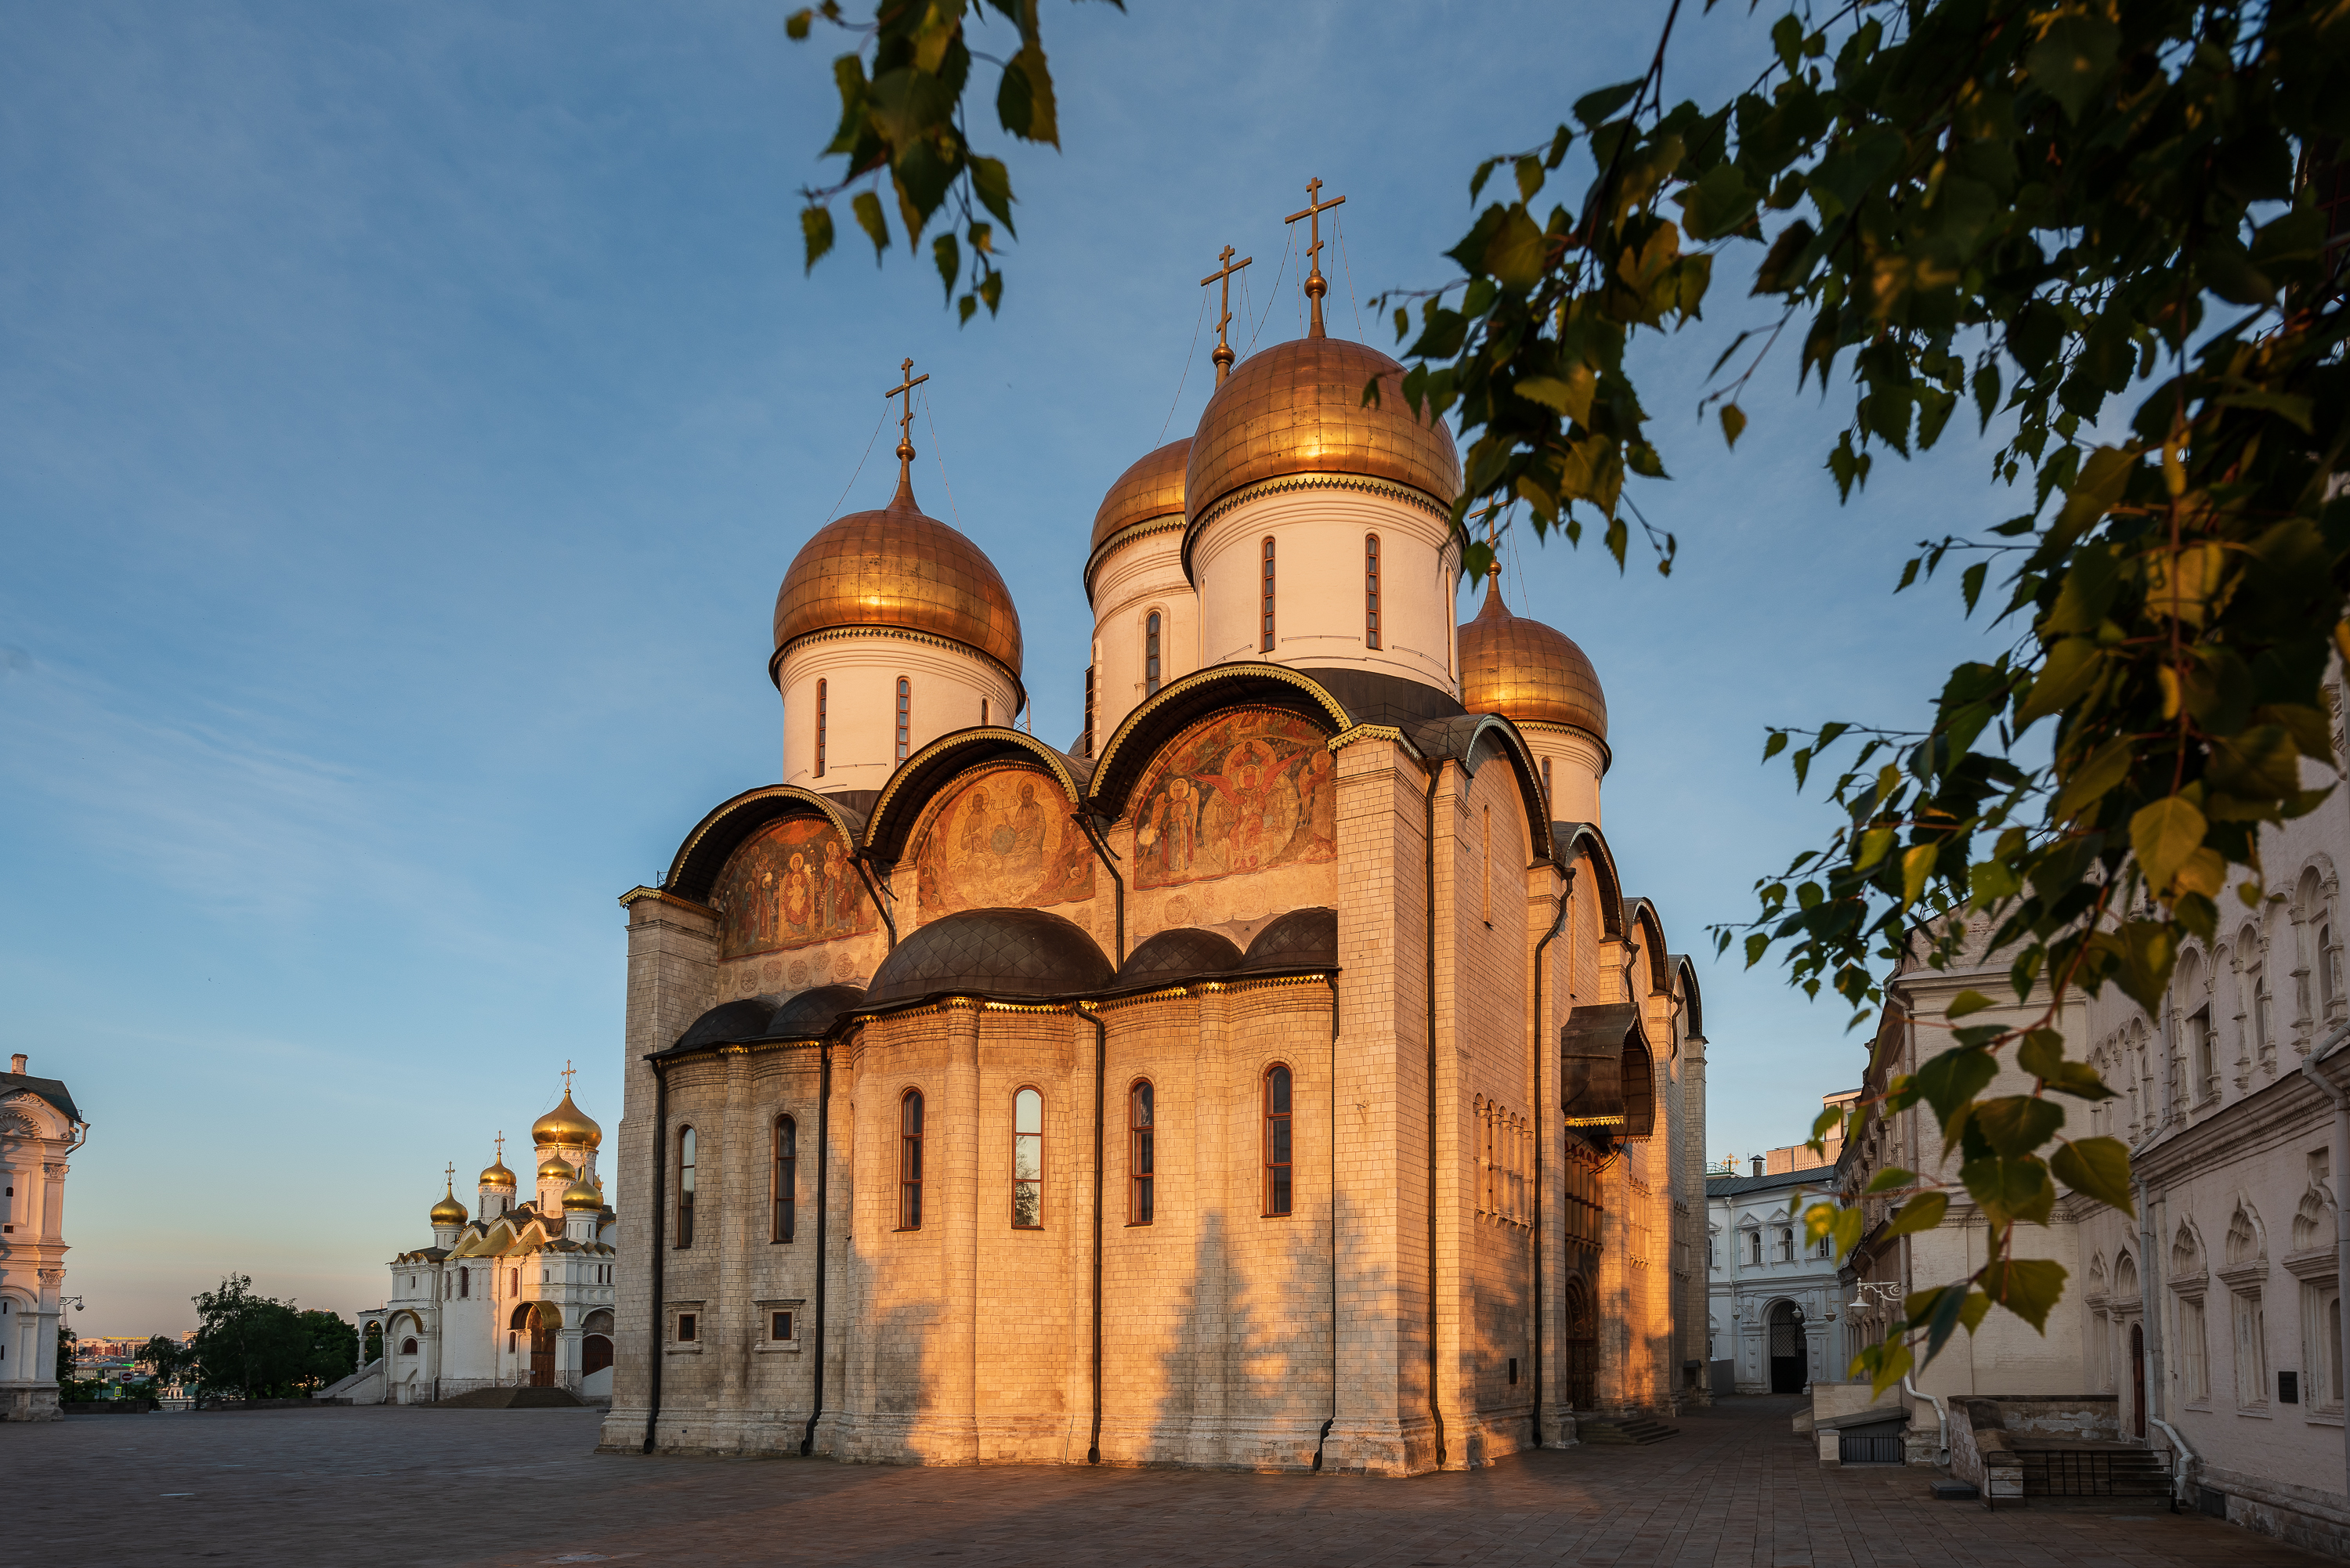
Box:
[815,679,827,778]
[1129,1079,1155,1224]
[1542,757,1553,811]
[773,1115,797,1244]
[1365,533,1381,648]
[1264,1064,1293,1216]
[675,1126,696,1248]
[1144,611,1162,695]
[458,1269,469,1298]
[981,697,989,726]
[1083,665,1097,757]
[895,677,912,763]
[1260,537,1277,652]
[898,1089,924,1230]
[1013,1087,1043,1228]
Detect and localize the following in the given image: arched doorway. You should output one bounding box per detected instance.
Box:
[512,1303,558,1387]
[1561,1274,1597,1408]
[581,1308,613,1381]
[2130,1322,2146,1438]
[1769,1302,1807,1393]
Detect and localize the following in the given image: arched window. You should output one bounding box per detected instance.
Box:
[898,1089,924,1230]
[1541,757,1553,811]
[1264,1064,1293,1216]
[1620,1040,1655,1138]
[1013,1087,1043,1228]
[1083,665,1096,757]
[1128,1080,1155,1224]
[773,1115,797,1244]
[675,1126,696,1248]
[895,677,912,763]
[400,1338,418,1357]
[1144,611,1162,695]
[457,1268,468,1298]
[1260,537,1277,652]
[1365,534,1381,649]
[815,678,827,778]
[982,697,989,726]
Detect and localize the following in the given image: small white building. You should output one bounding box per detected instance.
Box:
[1,1052,88,1421]
[352,1079,619,1404]
[1708,1158,1843,1394]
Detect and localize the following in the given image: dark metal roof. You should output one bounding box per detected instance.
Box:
[866,907,1113,1007]
[1242,907,1337,970]
[758,985,866,1041]
[1292,666,1465,728]
[663,997,783,1057]
[1560,1001,1639,1130]
[1116,927,1243,988]
[1705,1168,1835,1198]
[0,1070,82,1126]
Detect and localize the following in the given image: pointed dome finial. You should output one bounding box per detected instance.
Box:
[886,356,930,500]
[1284,179,1347,338]
[1201,245,1253,385]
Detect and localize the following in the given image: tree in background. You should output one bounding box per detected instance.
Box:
[139,1334,189,1389]
[186,1275,353,1403]
[786,0,2350,1389]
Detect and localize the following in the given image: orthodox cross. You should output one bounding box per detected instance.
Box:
[561,1060,576,1097]
[1200,244,1253,385]
[886,356,929,482]
[494,1131,505,1164]
[443,1162,457,1194]
[1284,178,1347,338]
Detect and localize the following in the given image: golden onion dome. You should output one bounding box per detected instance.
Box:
[561,1177,604,1212]
[429,1187,469,1227]
[478,1158,516,1190]
[537,1154,577,1183]
[772,472,1024,688]
[1090,438,1189,555]
[530,1091,602,1151]
[1184,336,1461,529]
[1457,580,1608,742]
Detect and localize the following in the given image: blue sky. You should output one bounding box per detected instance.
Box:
[2,2,2026,1331]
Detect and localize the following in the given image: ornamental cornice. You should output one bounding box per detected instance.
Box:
[771,623,1024,704]
[2283,1246,2337,1282]
[1188,471,1451,539]
[1083,513,1185,601]
[2216,1259,2270,1288]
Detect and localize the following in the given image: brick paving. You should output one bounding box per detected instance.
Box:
[7,1394,2330,1566]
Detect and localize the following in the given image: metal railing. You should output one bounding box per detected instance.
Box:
[2016,1448,2173,1498]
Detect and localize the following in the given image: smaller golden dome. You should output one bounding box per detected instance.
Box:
[561,1177,604,1212]
[1091,438,1189,555]
[537,1154,577,1183]
[429,1187,468,1227]
[1457,580,1608,742]
[531,1091,602,1151]
[478,1158,516,1190]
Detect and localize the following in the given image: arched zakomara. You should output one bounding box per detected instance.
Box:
[861,727,1091,874]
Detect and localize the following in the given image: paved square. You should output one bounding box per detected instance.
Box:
[6,1395,2328,1566]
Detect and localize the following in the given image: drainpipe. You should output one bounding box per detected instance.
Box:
[2300,1022,2350,1509]
[853,852,897,949]
[1423,755,1448,1469]
[1072,813,1126,965]
[800,1036,834,1457]
[1902,1373,1950,1467]
[641,1056,669,1454]
[1529,878,1571,1448]
[1085,1003,1106,1464]
[1314,972,1340,1472]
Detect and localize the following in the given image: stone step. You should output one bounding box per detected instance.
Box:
[1580,1417,1681,1445]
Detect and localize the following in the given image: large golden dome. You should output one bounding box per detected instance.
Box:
[1184,336,1461,527]
[1457,580,1607,741]
[531,1091,602,1151]
[1091,439,1188,554]
[772,473,1024,685]
[430,1186,468,1227]
[478,1158,516,1190]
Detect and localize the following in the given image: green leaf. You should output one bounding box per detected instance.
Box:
[851,190,890,261]
[1882,1190,1948,1239]
[2050,1136,2135,1216]
[1719,403,1746,450]
[1972,1096,2065,1159]
[1856,1337,1914,1398]
[1573,79,1641,128]
[1516,367,1597,427]
[931,232,960,302]
[968,157,1016,235]
[2131,795,2208,897]
[1482,206,1549,294]
[801,205,836,273]
[2025,12,2118,123]
[1979,1256,2067,1332]
[997,43,1058,145]
[1900,842,1938,906]
[1946,989,1997,1020]
[1960,1155,2056,1227]
[2048,735,2132,822]
[1866,1166,1916,1194]
[1913,1046,1996,1131]
[786,8,814,42]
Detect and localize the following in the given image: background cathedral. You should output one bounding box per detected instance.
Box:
[598,217,1712,1473]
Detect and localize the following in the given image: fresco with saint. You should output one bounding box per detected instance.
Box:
[714,816,877,960]
[1133,709,1336,891]
[914,767,1096,916]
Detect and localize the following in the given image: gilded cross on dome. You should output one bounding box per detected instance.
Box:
[1284,178,1346,338]
[886,356,930,486]
[561,1060,576,1097]
[494,1131,505,1163]
[1200,245,1253,385]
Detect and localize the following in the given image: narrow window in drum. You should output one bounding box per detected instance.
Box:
[1260,537,1277,651]
[773,1115,796,1243]
[1365,534,1381,648]
[815,679,827,778]
[1145,611,1162,695]
[676,1126,696,1248]
[895,677,911,763]
[1542,757,1553,811]
[1083,665,1096,757]
[898,1089,924,1230]
[1013,1088,1043,1228]
[1129,1080,1155,1224]
[1264,1065,1293,1216]
[981,697,989,726]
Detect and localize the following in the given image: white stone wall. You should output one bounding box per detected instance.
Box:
[1087,522,1195,745]
[779,632,1021,794]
